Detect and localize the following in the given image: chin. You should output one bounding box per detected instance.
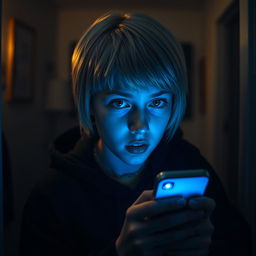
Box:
[124,154,149,166]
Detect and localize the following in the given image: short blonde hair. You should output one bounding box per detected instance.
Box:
[72,11,187,142]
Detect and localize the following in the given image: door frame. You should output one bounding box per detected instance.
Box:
[214,0,239,204]
[239,0,256,254]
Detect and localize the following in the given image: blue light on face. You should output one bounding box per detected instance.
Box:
[162,182,174,190]
[93,87,172,172]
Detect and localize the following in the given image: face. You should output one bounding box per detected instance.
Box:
[91,86,172,174]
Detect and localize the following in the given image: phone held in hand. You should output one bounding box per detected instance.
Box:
[153,169,210,200]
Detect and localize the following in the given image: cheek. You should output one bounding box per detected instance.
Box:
[150,112,171,133]
[150,122,168,140]
[95,114,126,139]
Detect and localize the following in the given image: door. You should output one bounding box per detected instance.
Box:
[215,1,239,204]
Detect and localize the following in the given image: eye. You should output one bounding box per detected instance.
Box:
[149,99,168,108]
[108,99,130,109]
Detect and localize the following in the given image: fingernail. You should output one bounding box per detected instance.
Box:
[176,198,186,206]
[189,198,200,206]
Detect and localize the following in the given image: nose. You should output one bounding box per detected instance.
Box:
[128,107,149,135]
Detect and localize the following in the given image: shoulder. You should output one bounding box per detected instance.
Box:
[23,169,92,223]
[32,169,82,198]
[165,129,207,170]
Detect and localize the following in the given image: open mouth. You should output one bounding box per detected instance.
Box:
[125,144,149,154]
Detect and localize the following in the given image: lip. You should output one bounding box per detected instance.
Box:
[127,139,148,146]
[125,143,149,154]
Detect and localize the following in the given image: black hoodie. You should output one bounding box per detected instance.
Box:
[20,126,251,256]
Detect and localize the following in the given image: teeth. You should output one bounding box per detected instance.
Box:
[132,144,143,146]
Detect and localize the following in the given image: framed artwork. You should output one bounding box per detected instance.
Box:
[199,56,206,115]
[181,43,194,119]
[6,18,36,102]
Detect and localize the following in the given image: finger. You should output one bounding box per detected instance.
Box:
[188,196,216,213]
[192,218,214,236]
[146,218,214,248]
[144,209,205,234]
[127,197,186,221]
[133,190,154,205]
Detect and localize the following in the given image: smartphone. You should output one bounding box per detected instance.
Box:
[153,169,209,200]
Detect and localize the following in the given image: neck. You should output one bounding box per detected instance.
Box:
[94,139,144,177]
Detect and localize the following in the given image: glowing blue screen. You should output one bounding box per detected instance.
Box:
[155,176,209,199]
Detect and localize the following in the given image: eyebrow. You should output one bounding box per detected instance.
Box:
[103,90,170,97]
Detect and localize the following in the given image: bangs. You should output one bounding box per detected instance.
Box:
[90,67,177,95]
[87,28,180,95]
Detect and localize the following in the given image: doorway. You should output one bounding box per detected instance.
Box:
[215,1,239,205]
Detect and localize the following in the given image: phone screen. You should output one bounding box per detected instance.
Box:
[154,170,209,200]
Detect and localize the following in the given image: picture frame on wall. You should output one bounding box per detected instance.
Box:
[181,42,194,119]
[199,56,206,115]
[6,18,36,102]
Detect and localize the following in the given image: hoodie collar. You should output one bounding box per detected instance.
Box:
[49,126,183,196]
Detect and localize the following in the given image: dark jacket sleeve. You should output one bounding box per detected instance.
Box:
[20,188,77,256]
[19,186,118,256]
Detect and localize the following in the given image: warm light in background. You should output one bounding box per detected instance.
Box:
[6,18,15,101]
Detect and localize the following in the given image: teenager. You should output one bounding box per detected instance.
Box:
[20,12,251,256]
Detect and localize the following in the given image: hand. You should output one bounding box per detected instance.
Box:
[164,196,216,256]
[115,191,214,256]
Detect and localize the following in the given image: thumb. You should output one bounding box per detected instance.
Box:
[133,190,153,205]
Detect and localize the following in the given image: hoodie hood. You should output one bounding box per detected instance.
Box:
[49,126,184,196]
[50,126,183,156]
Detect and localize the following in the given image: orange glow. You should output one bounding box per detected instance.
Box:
[91,14,111,27]
[123,13,131,19]
[6,18,15,101]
